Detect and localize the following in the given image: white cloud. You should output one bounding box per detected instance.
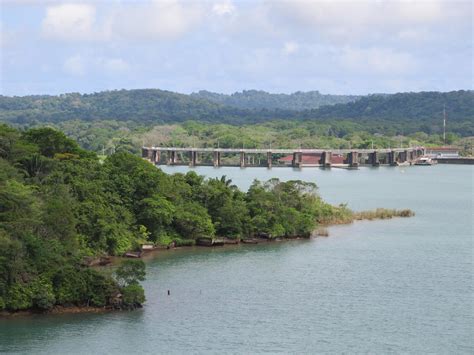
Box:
[111,0,203,40]
[41,3,99,40]
[283,41,299,55]
[212,1,236,16]
[267,0,470,43]
[63,55,86,76]
[40,0,204,42]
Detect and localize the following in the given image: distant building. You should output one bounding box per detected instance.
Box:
[425,147,459,158]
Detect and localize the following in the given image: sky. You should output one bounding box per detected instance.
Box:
[1,0,472,96]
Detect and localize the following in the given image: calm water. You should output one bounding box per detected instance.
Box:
[1,165,472,354]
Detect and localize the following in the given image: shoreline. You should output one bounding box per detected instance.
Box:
[1,214,413,318]
[0,306,114,319]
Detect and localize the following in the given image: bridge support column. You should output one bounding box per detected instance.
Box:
[369,151,380,166]
[167,151,177,165]
[321,151,332,167]
[142,148,149,159]
[189,151,197,167]
[146,149,154,162]
[388,151,397,166]
[153,151,161,164]
[292,152,302,168]
[348,151,359,167]
[267,152,272,168]
[401,150,409,163]
[213,151,221,167]
[240,152,245,168]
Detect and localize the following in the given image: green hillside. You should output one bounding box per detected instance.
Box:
[0,89,472,136]
[191,90,360,110]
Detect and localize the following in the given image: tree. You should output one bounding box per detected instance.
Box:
[115,259,146,287]
[122,284,146,308]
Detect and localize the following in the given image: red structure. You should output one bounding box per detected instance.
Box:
[278,153,345,165]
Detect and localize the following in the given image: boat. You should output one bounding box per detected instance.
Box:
[415,157,436,166]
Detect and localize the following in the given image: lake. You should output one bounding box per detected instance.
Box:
[1,165,472,354]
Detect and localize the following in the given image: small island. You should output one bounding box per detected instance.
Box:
[0,125,413,315]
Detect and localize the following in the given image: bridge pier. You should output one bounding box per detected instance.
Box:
[146,149,154,162]
[213,151,221,167]
[321,151,332,167]
[167,151,178,165]
[401,150,409,163]
[369,151,380,166]
[292,152,302,168]
[347,151,359,167]
[189,151,197,167]
[267,152,273,168]
[153,150,160,164]
[387,151,397,166]
[240,152,245,168]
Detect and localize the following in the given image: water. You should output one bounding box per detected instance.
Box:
[1,165,472,354]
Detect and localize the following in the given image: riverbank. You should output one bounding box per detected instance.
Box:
[0,306,113,318]
[133,207,415,257]
[1,207,414,318]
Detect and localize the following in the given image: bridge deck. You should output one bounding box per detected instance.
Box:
[143,147,422,154]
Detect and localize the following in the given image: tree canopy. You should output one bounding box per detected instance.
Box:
[0,123,350,313]
[1,89,472,136]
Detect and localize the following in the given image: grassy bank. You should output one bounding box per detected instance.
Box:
[318,204,415,226]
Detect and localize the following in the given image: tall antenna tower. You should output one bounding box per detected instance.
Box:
[443,104,447,145]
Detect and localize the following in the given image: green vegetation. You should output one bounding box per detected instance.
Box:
[2,123,380,314]
[116,260,146,309]
[141,120,465,151]
[1,89,472,136]
[353,208,415,220]
[191,90,360,110]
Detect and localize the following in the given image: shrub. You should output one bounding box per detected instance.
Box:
[122,284,146,308]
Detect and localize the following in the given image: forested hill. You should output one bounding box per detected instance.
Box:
[306,90,474,122]
[191,90,360,110]
[0,89,472,135]
[0,89,269,125]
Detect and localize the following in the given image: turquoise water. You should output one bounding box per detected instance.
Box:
[1,165,472,354]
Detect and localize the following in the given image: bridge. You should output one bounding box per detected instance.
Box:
[142,146,425,168]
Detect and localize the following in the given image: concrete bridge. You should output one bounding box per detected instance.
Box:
[142,147,425,168]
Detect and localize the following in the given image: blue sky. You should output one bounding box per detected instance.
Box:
[1,0,472,96]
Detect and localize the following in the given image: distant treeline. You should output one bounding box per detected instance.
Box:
[0,89,472,136]
[191,90,360,110]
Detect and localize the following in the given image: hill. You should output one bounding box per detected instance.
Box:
[0,89,472,135]
[0,89,271,125]
[191,90,360,110]
[308,91,473,122]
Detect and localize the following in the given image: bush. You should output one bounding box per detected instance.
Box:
[122,284,146,308]
[115,259,146,287]
[31,279,56,310]
[174,239,195,247]
[5,283,32,311]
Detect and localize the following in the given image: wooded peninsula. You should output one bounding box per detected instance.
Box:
[0,124,414,314]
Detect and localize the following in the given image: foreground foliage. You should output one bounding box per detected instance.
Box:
[0,124,350,313]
